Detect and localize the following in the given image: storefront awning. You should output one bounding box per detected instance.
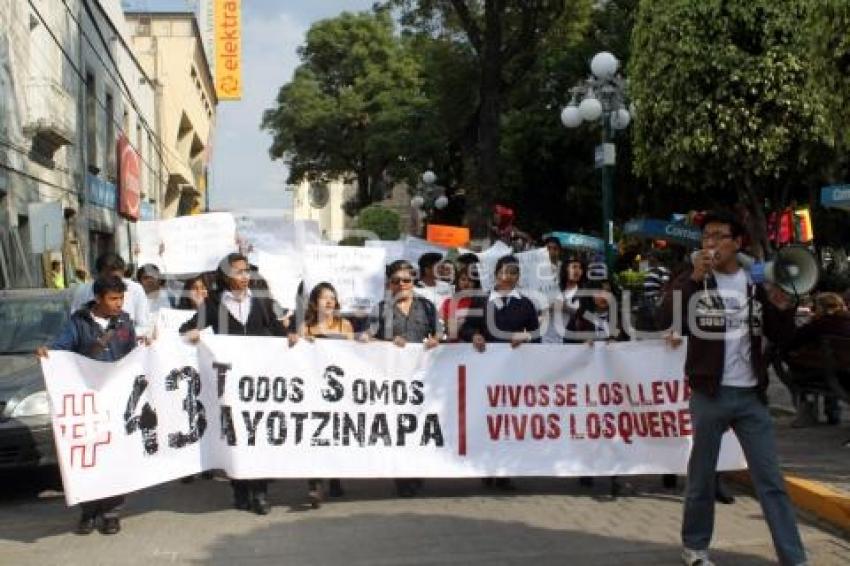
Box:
[545,231,606,253]
[821,185,850,211]
[623,218,702,248]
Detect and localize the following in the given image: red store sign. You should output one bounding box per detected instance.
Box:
[117,134,141,221]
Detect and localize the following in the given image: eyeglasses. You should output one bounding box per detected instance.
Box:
[701,232,734,243]
[390,277,413,285]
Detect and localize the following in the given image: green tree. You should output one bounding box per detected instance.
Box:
[261,11,442,211]
[356,205,402,240]
[629,0,831,256]
[389,1,591,236]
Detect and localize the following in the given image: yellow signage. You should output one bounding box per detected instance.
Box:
[214,0,242,100]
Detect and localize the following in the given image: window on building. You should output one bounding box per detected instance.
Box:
[85,72,98,173]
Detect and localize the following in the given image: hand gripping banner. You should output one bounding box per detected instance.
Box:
[40,337,746,504]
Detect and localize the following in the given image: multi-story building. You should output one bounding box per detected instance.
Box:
[0,0,160,288]
[125,9,217,218]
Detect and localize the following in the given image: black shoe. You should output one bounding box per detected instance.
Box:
[180,476,195,484]
[715,479,735,505]
[76,515,96,535]
[200,471,215,480]
[252,493,271,515]
[578,476,594,488]
[610,477,622,498]
[494,478,516,491]
[99,516,121,535]
[397,481,416,498]
[328,479,344,498]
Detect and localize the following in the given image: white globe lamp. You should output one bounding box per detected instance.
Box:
[578,97,603,121]
[590,51,619,80]
[560,105,582,128]
[422,170,437,185]
[434,195,448,209]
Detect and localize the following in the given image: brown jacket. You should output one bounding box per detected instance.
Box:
[659,268,795,402]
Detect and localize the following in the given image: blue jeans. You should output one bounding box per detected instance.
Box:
[682,387,806,565]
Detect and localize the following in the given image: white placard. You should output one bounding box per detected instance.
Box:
[253,249,303,310]
[403,236,449,265]
[42,338,747,504]
[234,211,320,255]
[135,213,237,274]
[153,308,195,337]
[365,239,406,264]
[301,245,387,312]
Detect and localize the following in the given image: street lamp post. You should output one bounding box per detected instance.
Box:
[410,169,447,236]
[560,51,631,273]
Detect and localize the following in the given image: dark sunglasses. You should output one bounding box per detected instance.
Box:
[390,276,413,284]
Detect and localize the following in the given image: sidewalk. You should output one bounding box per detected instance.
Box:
[733,380,850,533]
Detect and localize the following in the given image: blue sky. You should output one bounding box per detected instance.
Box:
[209,0,377,210]
[123,0,377,210]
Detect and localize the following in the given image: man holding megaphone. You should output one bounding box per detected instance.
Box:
[661,210,808,566]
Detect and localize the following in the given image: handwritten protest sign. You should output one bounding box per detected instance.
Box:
[135,213,237,274]
[233,211,320,255]
[302,245,387,312]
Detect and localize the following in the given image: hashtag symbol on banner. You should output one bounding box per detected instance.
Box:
[56,392,112,468]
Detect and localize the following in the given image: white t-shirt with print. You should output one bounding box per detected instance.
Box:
[713,269,757,387]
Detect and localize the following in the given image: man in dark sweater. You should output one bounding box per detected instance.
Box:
[37,275,139,535]
[180,253,288,515]
[660,211,806,566]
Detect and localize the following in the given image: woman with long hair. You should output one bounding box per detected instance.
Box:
[289,282,352,508]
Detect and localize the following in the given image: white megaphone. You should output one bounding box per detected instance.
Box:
[736,245,820,295]
[690,245,820,295]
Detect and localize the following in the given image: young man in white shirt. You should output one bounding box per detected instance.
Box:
[662,210,806,566]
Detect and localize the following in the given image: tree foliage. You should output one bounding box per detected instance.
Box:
[629,0,832,254]
[356,205,402,240]
[261,11,442,211]
[388,0,592,236]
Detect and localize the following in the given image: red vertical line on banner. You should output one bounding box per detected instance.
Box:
[458,364,467,456]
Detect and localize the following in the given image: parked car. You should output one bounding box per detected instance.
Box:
[0,288,71,470]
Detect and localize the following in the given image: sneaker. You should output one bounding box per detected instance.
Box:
[681,548,714,566]
[252,492,271,515]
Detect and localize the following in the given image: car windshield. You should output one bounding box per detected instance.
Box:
[0,297,69,354]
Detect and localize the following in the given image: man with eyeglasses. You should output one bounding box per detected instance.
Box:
[661,210,806,566]
[364,259,439,497]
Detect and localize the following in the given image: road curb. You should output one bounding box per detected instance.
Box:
[729,471,850,534]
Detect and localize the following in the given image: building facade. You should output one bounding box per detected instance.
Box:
[0,1,214,289]
[125,10,217,218]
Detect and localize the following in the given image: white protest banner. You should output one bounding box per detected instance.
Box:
[233,211,320,255]
[301,245,387,312]
[43,338,746,505]
[253,249,303,310]
[516,247,560,307]
[153,308,195,337]
[135,213,237,274]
